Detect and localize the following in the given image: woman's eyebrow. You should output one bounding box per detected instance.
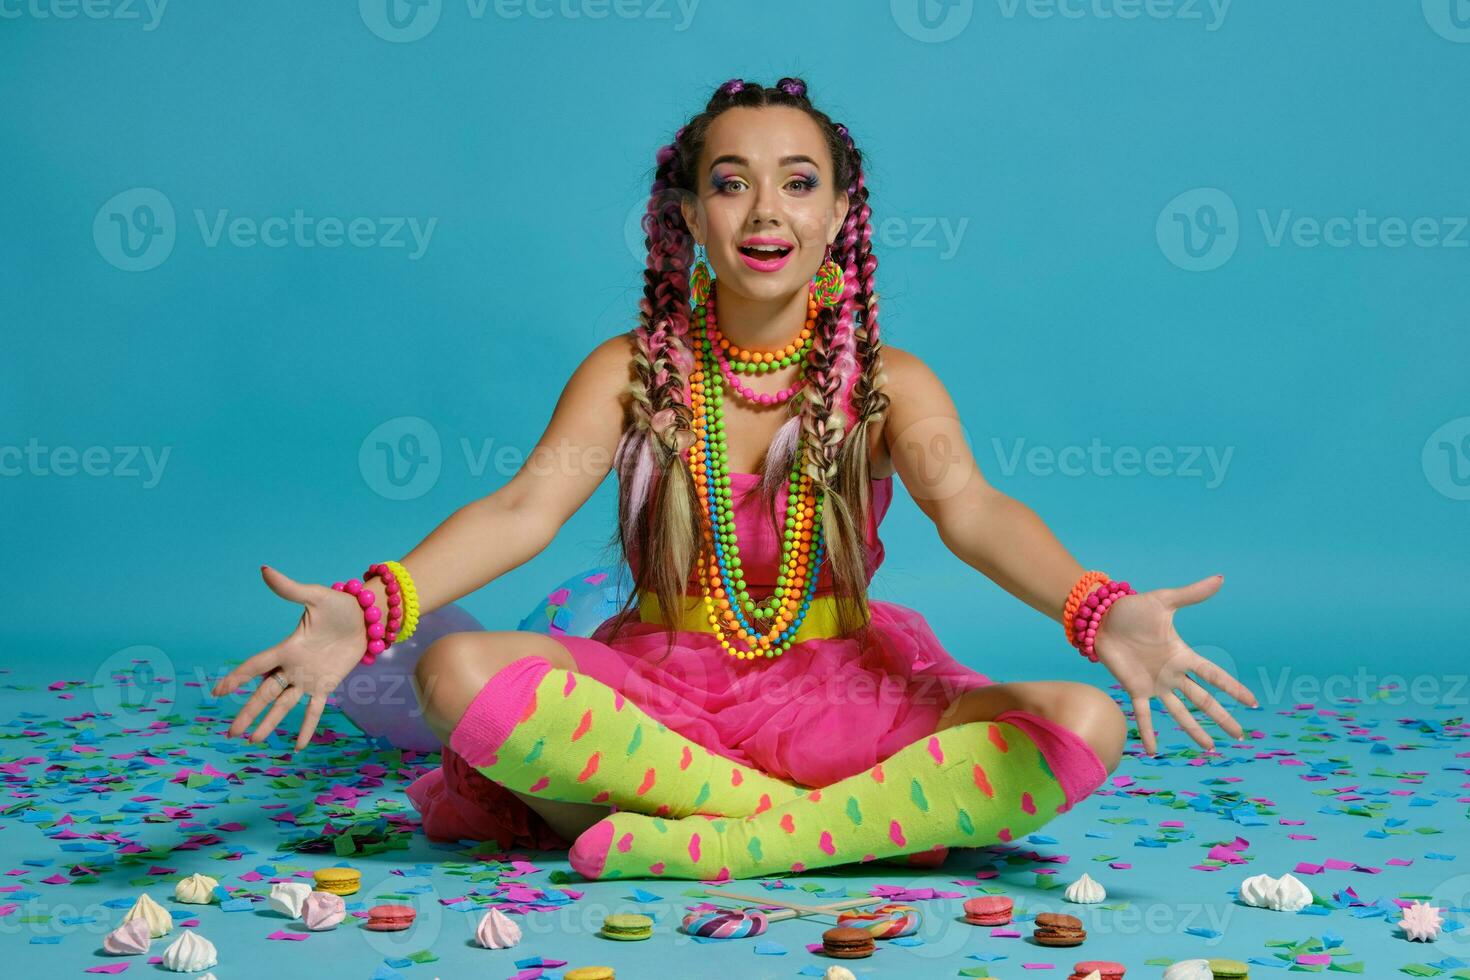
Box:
[708,154,820,171]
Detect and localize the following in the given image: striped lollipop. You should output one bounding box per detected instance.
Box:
[680,907,770,939]
[835,902,921,939]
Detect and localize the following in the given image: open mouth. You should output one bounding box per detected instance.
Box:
[738,245,793,260]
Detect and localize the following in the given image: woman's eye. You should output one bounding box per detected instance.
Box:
[715,177,816,193]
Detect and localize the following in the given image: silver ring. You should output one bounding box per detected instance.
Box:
[269,670,290,693]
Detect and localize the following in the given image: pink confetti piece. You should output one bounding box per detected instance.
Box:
[85,966,130,975]
[267,930,310,941]
[990,929,1021,938]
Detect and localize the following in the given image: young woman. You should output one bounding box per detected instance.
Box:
[214,77,1255,882]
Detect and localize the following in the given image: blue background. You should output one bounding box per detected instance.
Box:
[5,0,1467,694]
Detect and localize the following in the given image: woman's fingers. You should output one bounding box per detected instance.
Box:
[213,647,282,697]
[228,674,284,738]
[1192,655,1258,708]
[295,695,326,753]
[250,686,304,744]
[1131,695,1158,756]
[1181,677,1244,740]
[1161,690,1215,752]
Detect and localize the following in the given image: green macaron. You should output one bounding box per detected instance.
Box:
[600,913,654,941]
[1208,959,1249,980]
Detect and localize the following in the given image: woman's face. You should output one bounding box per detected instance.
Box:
[683,106,849,303]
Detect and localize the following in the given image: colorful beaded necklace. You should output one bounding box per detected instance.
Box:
[686,279,826,661]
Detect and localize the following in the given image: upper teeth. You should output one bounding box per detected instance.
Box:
[747,244,786,252]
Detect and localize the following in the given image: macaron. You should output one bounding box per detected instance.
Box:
[312,867,361,896]
[1033,911,1087,947]
[365,904,416,931]
[821,925,876,959]
[564,968,616,980]
[963,895,1013,926]
[599,913,654,941]
[1071,961,1125,980]
[1208,960,1249,980]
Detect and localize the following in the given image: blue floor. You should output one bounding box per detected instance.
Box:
[3,654,1467,979]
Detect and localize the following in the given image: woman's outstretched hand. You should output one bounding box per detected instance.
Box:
[212,565,370,753]
[1092,574,1257,756]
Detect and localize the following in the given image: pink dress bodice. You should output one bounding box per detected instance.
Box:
[627,471,895,598]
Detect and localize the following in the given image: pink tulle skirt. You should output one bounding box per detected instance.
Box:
[407,599,995,846]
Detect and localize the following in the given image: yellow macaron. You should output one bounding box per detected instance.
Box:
[312,867,361,896]
[564,968,616,980]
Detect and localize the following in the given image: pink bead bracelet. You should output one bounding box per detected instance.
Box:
[331,563,404,665]
[1071,579,1137,662]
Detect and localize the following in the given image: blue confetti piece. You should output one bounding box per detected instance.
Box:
[29,936,62,945]
[59,915,97,925]
[220,898,254,912]
[629,887,662,903]
[370,967,405,980]
[889,936,925,946]
[1185,926,1222,939]
[384,957,412,968]
[1028,834,1058,844]
[753,940,787,955]
[968,951,1008,961]
[1247,956,1289,968]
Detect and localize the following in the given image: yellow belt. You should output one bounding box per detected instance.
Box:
[637,589,866,644]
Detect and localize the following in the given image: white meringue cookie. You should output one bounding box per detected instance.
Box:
[122,892,173,938]
[1163,959,1214,980]
[300,890,347,931]
[823,968,858,980]
[161,929,218,972]
[196,975,219,980]
[475,907,522,948]
[102,917,152,955]
[1063,872,1107,904]
[173,872,219,905]
[1239,872,1312,912]
[268,880,313,918]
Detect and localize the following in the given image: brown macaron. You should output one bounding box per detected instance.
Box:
[822,925,876,958]
[1033,911,1087,947]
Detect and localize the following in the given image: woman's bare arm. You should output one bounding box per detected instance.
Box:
[377,332,637,615]
[881,345,1084,624]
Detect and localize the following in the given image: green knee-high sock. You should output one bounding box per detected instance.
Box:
[567,714,1089,881]
[448,656,808,819]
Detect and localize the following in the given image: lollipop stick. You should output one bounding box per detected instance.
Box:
[701,889,885,918]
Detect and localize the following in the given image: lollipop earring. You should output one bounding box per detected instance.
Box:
[690,241,712,306]
[812,244,845,308]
